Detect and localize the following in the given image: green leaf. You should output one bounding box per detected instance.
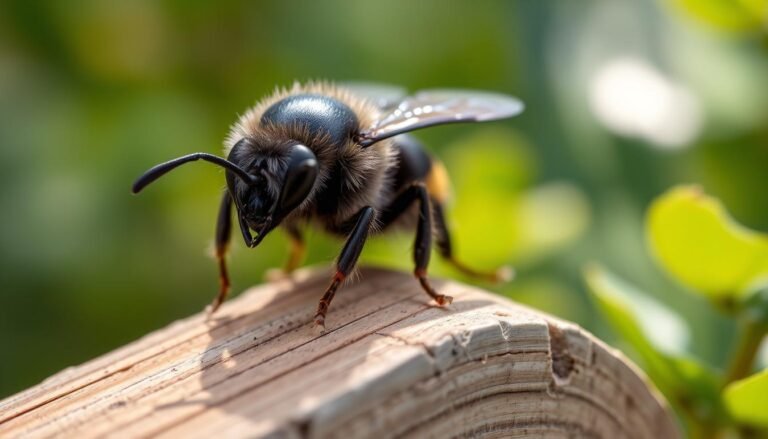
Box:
[672,0,767,32]
[585,265,690,392]
[647,185,768,300]
[724,369,768,427]
[585,264,689,355]
[740,0,768,20]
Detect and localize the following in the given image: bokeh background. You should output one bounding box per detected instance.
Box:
[1,0,767,400]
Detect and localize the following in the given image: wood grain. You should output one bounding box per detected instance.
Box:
[0,268,679,438]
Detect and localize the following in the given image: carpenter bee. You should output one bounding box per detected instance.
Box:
[133,82,524,327]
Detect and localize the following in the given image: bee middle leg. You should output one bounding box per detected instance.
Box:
[265,224,306,282]
[314,206,376,328]
[379,183,453,307]
[283,224,305,274]
[209,190,233,314]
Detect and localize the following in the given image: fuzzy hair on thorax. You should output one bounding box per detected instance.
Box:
[225,81,397,231]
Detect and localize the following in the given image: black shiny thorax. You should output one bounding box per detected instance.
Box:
[390,135,432,193]
[260,94,359,146]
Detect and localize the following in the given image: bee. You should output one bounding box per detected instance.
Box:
[133,82,524,327]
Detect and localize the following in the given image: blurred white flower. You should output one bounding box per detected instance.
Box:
[589,57,703,149]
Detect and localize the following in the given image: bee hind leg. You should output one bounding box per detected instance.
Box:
[432,199,514,283]
[380,183,453,307]
[412,185,453,306]
[209,191,233,315]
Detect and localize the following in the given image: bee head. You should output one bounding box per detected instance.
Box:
[131,139,317,249]
[226,141,318,247]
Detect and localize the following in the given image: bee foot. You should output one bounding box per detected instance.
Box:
[204,303,220,321]
[265,268,290,282]
[494,266,515,283]
[313,315,327,333]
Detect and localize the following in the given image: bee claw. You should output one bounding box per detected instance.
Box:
[204,304,217,321]
[313,315,327,333]
[206,284,228,320]
[494,266,515,283]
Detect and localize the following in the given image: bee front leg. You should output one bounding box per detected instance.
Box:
[209,190,233,315]
[314,206,375,329]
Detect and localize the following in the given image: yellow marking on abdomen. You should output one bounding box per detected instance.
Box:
[425,159,451,203]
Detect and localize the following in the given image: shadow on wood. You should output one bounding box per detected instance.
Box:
[0,267,679,438]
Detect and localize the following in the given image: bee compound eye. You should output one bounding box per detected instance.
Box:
[277,144,318,215]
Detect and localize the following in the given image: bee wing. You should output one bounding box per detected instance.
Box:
[357,90,524,147]
[342,81,407,110]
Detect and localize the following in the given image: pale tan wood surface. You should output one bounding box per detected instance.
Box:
[0,268,679,438]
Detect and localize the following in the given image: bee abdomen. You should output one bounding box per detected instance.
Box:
[425,159,450,203]
[391,135,450,202]
[260,94,359,146]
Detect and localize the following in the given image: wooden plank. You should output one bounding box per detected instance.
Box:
[0,268,679,438]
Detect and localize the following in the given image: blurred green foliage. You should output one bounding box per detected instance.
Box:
[1,2,767,434]
[585,265,725,435]
[588,187,768,437]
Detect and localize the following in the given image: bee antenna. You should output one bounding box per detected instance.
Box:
[132,153,256,194]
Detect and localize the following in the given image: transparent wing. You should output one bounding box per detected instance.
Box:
[358,89,524,147]
[341,81,407,110]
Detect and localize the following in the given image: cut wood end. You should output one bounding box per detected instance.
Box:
[0,267,680,438]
